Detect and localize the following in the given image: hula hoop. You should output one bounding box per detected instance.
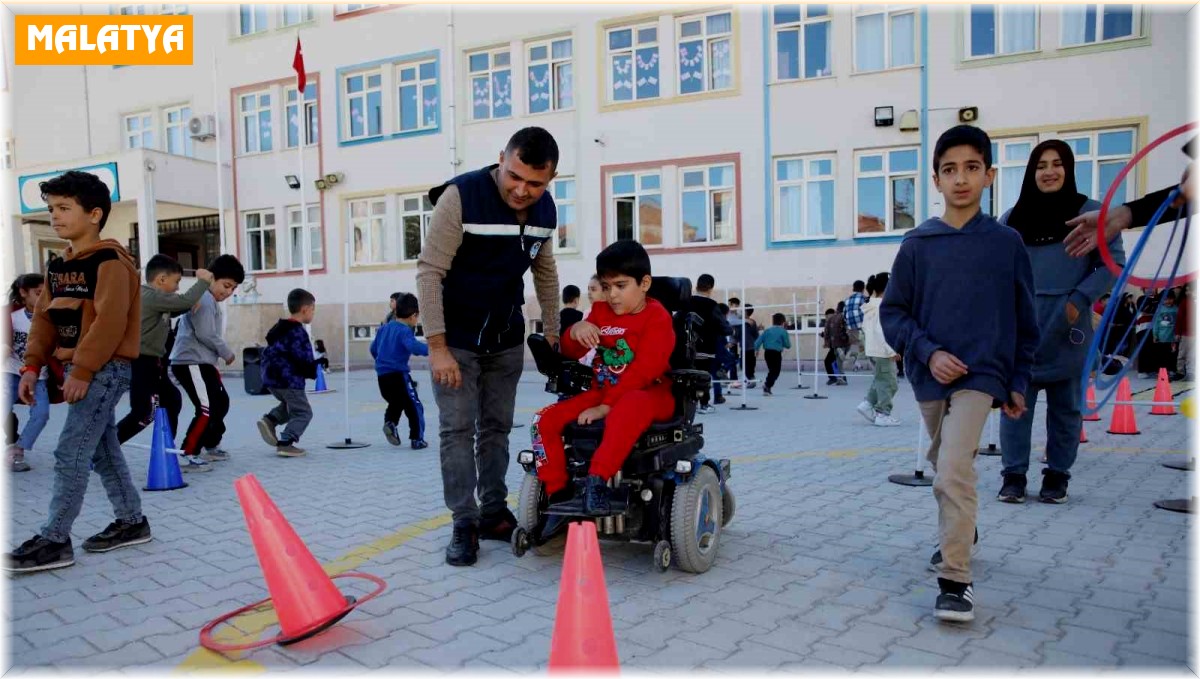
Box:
[198,571,387,654]
[1097,121,1196,288]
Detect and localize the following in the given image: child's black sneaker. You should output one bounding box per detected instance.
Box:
[934,578,975,622]
[445,520,479,567]
[928,527,979,572]
[4,535,74,573]
[580,475,612,516]
[382,422,401,446]
[257,417,279,447]
[411,439,429,450]
[83,517,152,553]
[997,473,1027,503]
[1039,469,1069,504]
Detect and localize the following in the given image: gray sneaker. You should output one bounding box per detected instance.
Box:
[200,447,230,462]
[8,446,30,472]
[256,418,279,447]
[181,456,213,473]
[276,443,306,458]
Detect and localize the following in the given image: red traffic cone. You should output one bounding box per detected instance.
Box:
[1079,425,1088,443]
[1107,377,1140,435]
[199,474,386,654]
[1151,368,1177,416]
[549,522,619,672]
[1083,383,1101,421]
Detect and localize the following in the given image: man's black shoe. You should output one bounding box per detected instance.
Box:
[480,507,518,542]
[1039,469,1069,504]
[83,517,152,553]
[997,473,1027,504]
[445,521,479,567]
[5,535,74,573]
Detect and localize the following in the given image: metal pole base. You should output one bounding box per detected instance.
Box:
[512,424,526,429]
[803,394,828,400]
[1154,498,1192,513]
[730,405,759,411]
[979,444,1001,457]
[793,384,810,390]
[889,470,933,487]
[1162,458,1194,471]
[327,438,371,450]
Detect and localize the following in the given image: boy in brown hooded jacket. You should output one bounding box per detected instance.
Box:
[5,171,151,574]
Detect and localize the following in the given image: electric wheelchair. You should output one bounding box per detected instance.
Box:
[511,276,734,574]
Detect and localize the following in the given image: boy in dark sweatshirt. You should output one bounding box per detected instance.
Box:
[6,171,150,573]
[257,289,317,457]
[117,254,211,445]
[881,125,1039,623]
[370,293,429,449]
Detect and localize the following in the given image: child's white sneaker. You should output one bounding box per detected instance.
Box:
[874,413,902,427]
[856,401,876,423]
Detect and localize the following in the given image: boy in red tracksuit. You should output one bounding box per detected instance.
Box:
[532,240,675,515]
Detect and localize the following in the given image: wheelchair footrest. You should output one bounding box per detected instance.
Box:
[544,491,630,517]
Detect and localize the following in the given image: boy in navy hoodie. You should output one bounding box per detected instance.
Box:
[370,293,429,449]
[257,289,317,457]
[881,125,1039,623]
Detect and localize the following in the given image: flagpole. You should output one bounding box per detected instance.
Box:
[296,31,310,291]
[212,46,229,340]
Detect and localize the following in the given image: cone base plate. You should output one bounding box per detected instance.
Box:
[889,472,933,487]
[278,595,357,646]
[979,448,1001,456]
[1154,498,1192,513]
[143,482,188,492]
[1163,458,1194,471]
[1107,431,1141,435]
[1149,412,1177,416]
[307,389,338,395]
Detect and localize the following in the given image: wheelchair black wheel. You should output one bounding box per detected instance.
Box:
[721,486,735,528]
[517,473,567,556]
[669,465,723,574]
[653,540,672,572]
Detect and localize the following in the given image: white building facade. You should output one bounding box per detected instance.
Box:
[5,3,1192,365]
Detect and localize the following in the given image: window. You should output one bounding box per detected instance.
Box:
[343,70,383,140]
[286,87,319,148]
[967,5,1038,57]
[856,148,919,234]
[117,5,149,14]
[611,173,663,246]
[527,38,574,114]
[118,4,187,14]
[287,203,323,270]
[397,60,439,132]
[238,92,272,154]
[2,139,13,170]
[677,11,733,95]
[854,5,916,72]
[773,5,832,81]
[238,4,268,35]
[398,194,433,262]
[1062,4,1138,46]
[349,197,389,265]
[336,3,379,14]
[775,155,835,240]
[158,4,187,14]
[981,137,1036,218]
[281,4,314,26]
[243,210,277,272]
[163,104,194,157]
[468,48,512,121]
[123,112,154,149]
[680,164,736,245]
[607,23,659,103]
[1063,128,1137,203]
[552,178,576,251]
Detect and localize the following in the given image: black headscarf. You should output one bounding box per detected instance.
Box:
[1005,139,1090,246]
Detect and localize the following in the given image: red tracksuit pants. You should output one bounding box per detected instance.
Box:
[533,383,675,495]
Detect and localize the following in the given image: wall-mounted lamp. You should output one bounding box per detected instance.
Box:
[874,106,894,127]
[284,174,301,189]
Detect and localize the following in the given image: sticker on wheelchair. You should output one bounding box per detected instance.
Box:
[530,414,548,469]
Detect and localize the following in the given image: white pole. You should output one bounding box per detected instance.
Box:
[914,418,925,473]
[792,292,802,388]
[342,232,353,441]
[297,30,310,291]
[740,280,748,407]
[813,285,822,395]
[211,47,228,341]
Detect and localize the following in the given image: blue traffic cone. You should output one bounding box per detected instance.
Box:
[313,364,328,392]
[144,407,187,491]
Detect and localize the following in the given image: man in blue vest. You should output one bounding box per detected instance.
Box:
[418,127,562,567]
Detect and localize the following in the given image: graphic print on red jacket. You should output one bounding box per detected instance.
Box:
[558,297,676,404]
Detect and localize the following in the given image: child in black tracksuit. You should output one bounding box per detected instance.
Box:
[370,293,429,449]
[257,288,318,457]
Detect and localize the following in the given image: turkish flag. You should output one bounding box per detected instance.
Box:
[293,37,306,94]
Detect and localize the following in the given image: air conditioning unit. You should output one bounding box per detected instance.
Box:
[187,114,216,141]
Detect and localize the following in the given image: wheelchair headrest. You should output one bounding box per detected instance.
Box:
[648,277,693,314]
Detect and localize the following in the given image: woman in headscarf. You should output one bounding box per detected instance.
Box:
[996,140,1126,505]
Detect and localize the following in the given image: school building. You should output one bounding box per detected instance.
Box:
[3,4,1191,367]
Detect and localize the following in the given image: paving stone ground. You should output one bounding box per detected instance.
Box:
[4,366,1193,671]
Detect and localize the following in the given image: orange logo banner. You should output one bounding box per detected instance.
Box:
[15,15,193,66]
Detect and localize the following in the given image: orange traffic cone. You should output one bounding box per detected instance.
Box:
[1079,425,1088,443]
[199,474,386,654]
[1151,368,1177,416]
[548,522,619,672]
[1083,383,1101,421]
[1107,377,1140,435]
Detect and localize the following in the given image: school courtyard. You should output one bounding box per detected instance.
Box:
[4,368,1193,672]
